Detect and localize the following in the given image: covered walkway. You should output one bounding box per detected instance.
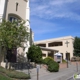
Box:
[40,47,58,59]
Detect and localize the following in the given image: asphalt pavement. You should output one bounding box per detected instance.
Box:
[18,63,80,80]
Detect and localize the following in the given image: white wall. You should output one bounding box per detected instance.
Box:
[0,0,6,22]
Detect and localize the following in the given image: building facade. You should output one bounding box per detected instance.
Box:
[0,0,32,67]
[34,36,74,60]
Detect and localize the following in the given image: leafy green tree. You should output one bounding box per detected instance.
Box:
[0,20,29,49]
[27,45,42,63]
[0,20,29,68]
[73,36,80,56]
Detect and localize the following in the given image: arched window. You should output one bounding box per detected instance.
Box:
[8,14,21,22]
[9,16,19,22]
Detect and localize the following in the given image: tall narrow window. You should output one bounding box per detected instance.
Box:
[16,2,18,11]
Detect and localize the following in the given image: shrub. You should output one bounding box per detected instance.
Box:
[62,59,66,63]
[38,58,44,64]
[43,57,59,72]
[43,57,54,65]
[47,60,59,72]
[27,45,42,63]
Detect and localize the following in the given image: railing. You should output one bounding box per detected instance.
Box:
[11,62,35,70]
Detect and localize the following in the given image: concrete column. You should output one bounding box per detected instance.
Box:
[25,0,30,29]
[46,52,48,57]
[0,0,6,21]
[64,52,66,60]
[46,43,48,47]
[24,0,30,54]
[0,14,2,22]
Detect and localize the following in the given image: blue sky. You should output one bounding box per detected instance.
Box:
[30,0,80,41]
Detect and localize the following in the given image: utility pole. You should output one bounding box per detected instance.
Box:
[65,41,69,68]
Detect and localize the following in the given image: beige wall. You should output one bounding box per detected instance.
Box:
[34,36,74,60]
[0,0,31,67]
[6,0,26,20]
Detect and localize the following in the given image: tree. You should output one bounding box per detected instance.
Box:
[27,45,42,63]
[73,36,80,57]
[0,20,29,67]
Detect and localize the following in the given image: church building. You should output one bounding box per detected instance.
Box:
[0,0,33,67]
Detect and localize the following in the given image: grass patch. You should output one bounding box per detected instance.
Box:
[0,66,30,79]
[62,59,67,63]
[0,74,12,80]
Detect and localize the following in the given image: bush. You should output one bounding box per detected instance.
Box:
[47,60,59,72]
[27,45,42,63]
[62,59,66,63]
[43,57,59,72]
[43,57,54,65]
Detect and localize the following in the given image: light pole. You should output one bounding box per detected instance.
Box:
[65,41,69,68]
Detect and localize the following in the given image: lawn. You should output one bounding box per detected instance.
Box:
[0,66,30,80]
[0,74,12,80]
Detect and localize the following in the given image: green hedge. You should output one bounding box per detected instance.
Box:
[43,57,54,65]
[43,57,59,72]
[0,66,30,79]
[47,60,59,72]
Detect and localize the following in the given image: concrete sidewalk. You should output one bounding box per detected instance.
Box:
[18,64,80,80]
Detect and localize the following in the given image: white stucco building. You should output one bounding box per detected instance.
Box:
[0,0,33,67]
[34,36,74,60]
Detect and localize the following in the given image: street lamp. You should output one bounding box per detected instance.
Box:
[65,41,69,68]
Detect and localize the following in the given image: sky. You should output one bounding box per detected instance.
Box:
[30,0,80,41]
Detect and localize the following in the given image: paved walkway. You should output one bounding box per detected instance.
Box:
[18,62,80,80]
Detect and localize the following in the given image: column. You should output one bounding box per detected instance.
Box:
[24,0,30,56]
[46,52,48,57]
[0,0,6,22]
[0,0,5,15]
[46,43,48,47]
[25,0,30,29]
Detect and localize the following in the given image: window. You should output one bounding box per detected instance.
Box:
[42,54,46,57]
[37,44,46,47]
[16,2,18,11]
[8,16,20,26]
[9,16,18,22]
[48,42,63,47]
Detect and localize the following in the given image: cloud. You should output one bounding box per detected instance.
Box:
[30,0,80,20]
[50,0,77,6]
[31,18,64,35]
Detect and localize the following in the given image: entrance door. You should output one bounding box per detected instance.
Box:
[66,53,70,60]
